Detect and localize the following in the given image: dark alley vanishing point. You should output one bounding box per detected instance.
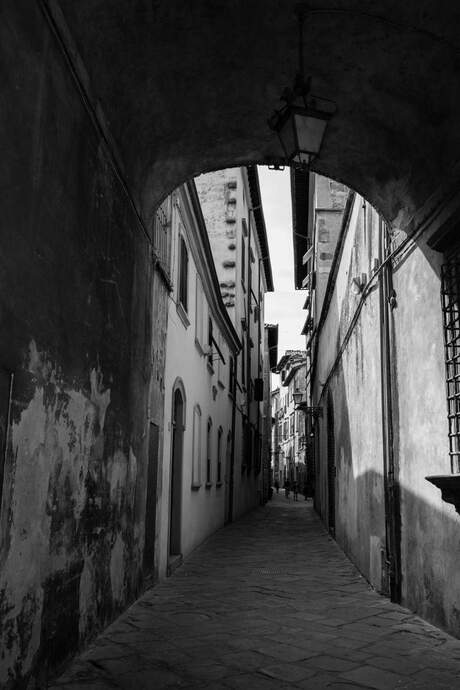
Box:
[51,495,460,689]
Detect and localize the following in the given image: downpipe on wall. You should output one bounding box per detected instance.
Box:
[378,218,402,602]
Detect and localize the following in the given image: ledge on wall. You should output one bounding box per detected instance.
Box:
[426,474,460,514]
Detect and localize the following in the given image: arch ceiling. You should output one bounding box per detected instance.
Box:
[57,0,460,226]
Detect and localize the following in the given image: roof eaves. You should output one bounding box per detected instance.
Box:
[290,167,311,290]
[246,166,274,292]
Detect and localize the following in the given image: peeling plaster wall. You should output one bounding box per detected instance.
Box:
[0,4,164,686]
[314,189,460,637]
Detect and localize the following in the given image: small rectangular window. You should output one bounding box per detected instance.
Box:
[192,406,202,488]
[179,237,188,311]
[195,276,204,347]
[206,419,212,485]
[217,428,223,484]
[229,355,234,393]
[208,317,213,367]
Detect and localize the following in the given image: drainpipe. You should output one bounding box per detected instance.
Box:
[378,217,401,602]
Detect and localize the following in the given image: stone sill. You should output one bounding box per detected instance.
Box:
[191,482,201,491]
[205,482,213,490]
[426,474,460,514]
[216,481,223,488]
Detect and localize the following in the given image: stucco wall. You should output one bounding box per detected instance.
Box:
[314,188,460,636]
[392,239,460,633]
[314,200,386,591]
[158,186,235,578]
[0,6,165,686]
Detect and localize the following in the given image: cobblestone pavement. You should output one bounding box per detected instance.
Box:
[51,494,460,689]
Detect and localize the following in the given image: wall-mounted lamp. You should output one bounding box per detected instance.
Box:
[293,389,305,406]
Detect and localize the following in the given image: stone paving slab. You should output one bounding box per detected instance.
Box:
[50,494,460,688]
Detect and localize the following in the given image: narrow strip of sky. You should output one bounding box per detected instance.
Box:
[258,166,306,384]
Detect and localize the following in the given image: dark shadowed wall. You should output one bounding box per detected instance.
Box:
[0,4,167,686]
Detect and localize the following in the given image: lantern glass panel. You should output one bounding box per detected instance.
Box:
[278,112,297,161]
[293,391,303,405]
[294,112,328,156]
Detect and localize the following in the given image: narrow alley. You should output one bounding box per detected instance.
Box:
[51,495,460,690]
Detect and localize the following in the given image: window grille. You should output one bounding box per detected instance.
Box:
[441,248,460,473]
[153,202,170,274]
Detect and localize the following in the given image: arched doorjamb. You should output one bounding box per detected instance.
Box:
[169,378,186,571]
[327,390,336,537]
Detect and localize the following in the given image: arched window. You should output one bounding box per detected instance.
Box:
[217,427,223,485]
[192,405,202,489]
[179,236,188,311]
[206,418,212,486]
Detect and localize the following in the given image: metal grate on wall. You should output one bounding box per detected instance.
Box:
[153,200,171,276]
[441,249,460,473]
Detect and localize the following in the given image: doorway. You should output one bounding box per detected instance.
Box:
[224,432,232,523]
[327,392,336,537]
[144,422,159,573]
[169,386,185,563]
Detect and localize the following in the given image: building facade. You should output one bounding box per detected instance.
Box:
[196,167,274,516]
[270,388,281,486]
[293,171,460,639]
[273,351,308,488]
[157,180,241,578]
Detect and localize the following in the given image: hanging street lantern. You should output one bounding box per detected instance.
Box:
[268,9,336,169]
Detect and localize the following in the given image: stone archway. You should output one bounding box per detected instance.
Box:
[50,0,460,230]
[2,3,460,684]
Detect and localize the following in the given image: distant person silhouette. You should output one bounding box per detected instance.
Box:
[292,480,299,501]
